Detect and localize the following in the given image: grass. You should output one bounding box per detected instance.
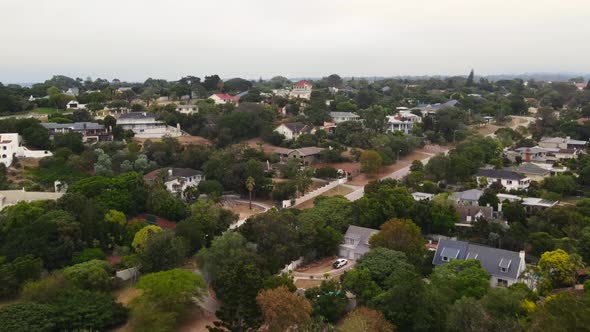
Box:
[33,107,65,114]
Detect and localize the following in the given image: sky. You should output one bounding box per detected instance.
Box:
[1,0,589,83]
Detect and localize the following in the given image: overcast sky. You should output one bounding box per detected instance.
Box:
[1,0,589,83]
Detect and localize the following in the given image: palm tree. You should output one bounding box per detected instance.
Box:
[246,176,255,210]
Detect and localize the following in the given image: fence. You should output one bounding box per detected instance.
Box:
[282,177,348,208]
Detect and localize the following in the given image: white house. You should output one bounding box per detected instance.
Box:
[209,93,240,105]
[289,80,313,100]
[339,225,379,260]
[0,134,52,167]
[176,104,198,115]
[117,112,182,138]
[144,168,204,199]
[329,112,360,123]
[476,168,530,191]
[386,110,421,134]
[66,100,86,110]
[412,192,434,201]
[274,122,312,141]
[433,239,527,288]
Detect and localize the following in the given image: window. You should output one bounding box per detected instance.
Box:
[497,278,508,287]
[506,180,513,184]
[2,146,5,150]
[442,256,449,262]
[501,267,507,272]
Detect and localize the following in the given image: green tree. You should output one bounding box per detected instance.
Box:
[430,259,490,301]
[356,247,413,287]
[131,225,162,253]
[446,296,487,332]
[256,286,312,332]
[0,302,57,332]
[539,249,582,290]
[139,231,188,272]
[246,176,255,210]
[340,268,382,306]
[360,150,383,176]
[369,219,426,266]
[136,268,206,311]
[146,188,187,220]
[305,280,348,323]
[338,307,395,332]
[62,259,113,291]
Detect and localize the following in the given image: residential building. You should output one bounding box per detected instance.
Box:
[274,122,312,140]
[455,205,494,226]
[274,147,324,165]
[412,192,434,201]
[64,88,79,97]
[507,146,581,164]
[539,136,587,150]
[176,104,198,115]
[386,110,421,134]
[289,80,313,100]
[66,100,86,110]
[0,189,64,211]
[41,122,113,143]
[575,82,587,91]
[117,112,182,138]
[0,133,52,167]
[209,93,240,105]
[413,99,459,116]
[339,225,379,260]
[329,112,360,123]
[497,193,558,213]
[433,239,527,287]
[449,189,483,206]
[144,168,204,199]
[476,168,530,191]
[507,163,551,182]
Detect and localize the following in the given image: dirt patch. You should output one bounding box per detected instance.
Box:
[133,135,212,147]
[296,185,355,210]
[346,151,431,186]
[242,137,281,154]
[222,201,264,220]
[294,279,323,289]
[114,286,142,306]
[295,256,338,274]
[176,306,217,332]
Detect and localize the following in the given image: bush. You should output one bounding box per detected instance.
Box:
[0,302,57,332]
[315,166,339,179]
[71,248,107,264]
[62,260,113,291]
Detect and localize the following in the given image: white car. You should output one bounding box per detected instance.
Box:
[333,258,348,269]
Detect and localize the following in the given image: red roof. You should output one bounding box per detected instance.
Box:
[214,93,240,101]
[294,80,312,87]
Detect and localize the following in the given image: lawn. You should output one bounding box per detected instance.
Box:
[33,107,65,114]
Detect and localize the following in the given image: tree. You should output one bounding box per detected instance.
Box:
[136,268,206,311]
[356,247,413,287]
[139,231,188,272]
[338,307,395,332]
[146,188,187,220]
[430,259,490,301]
[529,292,590,332]
[62,259,113,291]
[369,219,426,266]
[0,302,57,332]
[246,176,255,210]
[466,69,475,87]
[305,280,348,323]
[360,150,383,176]
[539,249,582,290]
[0,255,43,298]
[543,174,577,196]
[340,268,382,306]
[446,296,487,332]
[256,286,312,332]
[131,225,162,253]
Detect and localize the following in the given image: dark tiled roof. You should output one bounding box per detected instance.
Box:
[143,167,202,182]
[433,239,524,280]
[509,163,550,176]
[476,168,527,181]
[119,112,155,119]
[283,122,309,134]
[42,122,105,130]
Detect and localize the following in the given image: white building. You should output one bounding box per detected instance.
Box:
[329,112,360,123]
[476,168,530,191]
[117,112,182,138]
[66,100,86,110]
[386,111,421,134]
[289,80,313,100]
[0,134,52,167]
[144,168,204,199]
[176,104,198,115]
[209,94,240,105]
[274,122,312,141]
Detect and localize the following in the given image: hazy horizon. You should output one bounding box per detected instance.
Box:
[2,0,589,83]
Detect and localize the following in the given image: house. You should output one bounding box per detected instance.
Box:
[64,88,79,97]
[289,80,313,100]
[41,122,113,143]
[209,93,240,105]
[413,99,459,116]
[329,112,360,123]
[339,225,379,260]
[433,239,527,287]
[412,192,434,201]
[497,193,558,213]
[476,168,530,191]
[274,122,312,140]
[449,189,483,206]
[176,104,198,115]
[144,168,204,199]
[539,136,587,150]
[575,82,587,91]
[507,146,581,164]
[455,205,494,226]
[0,134,52,167]
[274,147,324,165]
[386,110,421,134]
[507,163,551,182]
[66,100,86,110]
[117,112,182,138]
[0,189,64,210]
[272,89,291,98]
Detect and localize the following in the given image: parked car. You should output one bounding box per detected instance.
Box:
[333,258,348,269]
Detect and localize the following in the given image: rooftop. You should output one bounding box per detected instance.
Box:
[476,168,527,181]
[42,122,105,131]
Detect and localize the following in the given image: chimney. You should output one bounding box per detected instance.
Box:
[519,250,526,261]
[168,169,173,176]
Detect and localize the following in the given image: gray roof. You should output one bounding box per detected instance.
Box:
[476,168,527,181]
[282,122,310,134]
[509,163,550,176]
[452,189,483,202]
[433,239,524,280]
[42,122,105,130]
[455,205,493,223]
[119,112,156,120]
[341,225,379,256]
[329,112,359,118]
